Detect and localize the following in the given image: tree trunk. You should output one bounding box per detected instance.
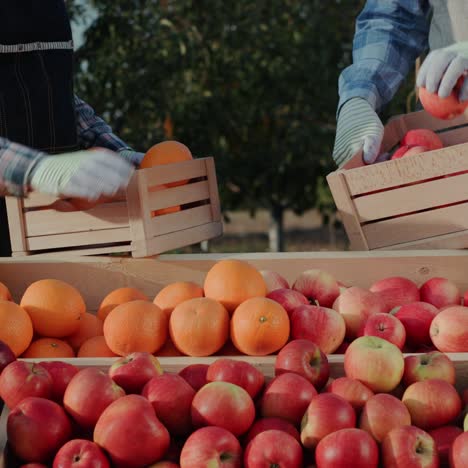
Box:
[269,205,285,252]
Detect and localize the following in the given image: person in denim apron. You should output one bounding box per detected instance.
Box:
[332,1,468,167]
[0,1,142,256]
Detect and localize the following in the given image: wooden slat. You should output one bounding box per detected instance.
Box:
[4,197,28,253]
[147,180,210,211]
[354,172,468,222]
[205,158,222,222]
[362,203,468,249]
[26,243,132,257]
[390,109,468,133]
[22,193,58,208]
[126,170,151,248]
[24,202,129,237]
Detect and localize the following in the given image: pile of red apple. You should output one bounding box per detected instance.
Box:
[0,334,467,467]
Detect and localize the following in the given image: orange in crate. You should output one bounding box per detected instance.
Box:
[97,287,149,321]
[77,335,118,357]
[0,282,12,301]
[22,338,75,358]
[66,312,104,352]
[0,301,33,357]
[153,281,204,319]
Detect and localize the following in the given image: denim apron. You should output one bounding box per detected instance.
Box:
[0,0,78,256]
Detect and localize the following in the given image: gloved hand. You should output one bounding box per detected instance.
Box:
[332,97,384,167]
[118,149,145,166]
[28,148,135,200]
[416,41,468,101]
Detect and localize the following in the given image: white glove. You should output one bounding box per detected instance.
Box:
[332,98,384,167]
[28,149,135,200]
[416,41,468,101]
[118,149,145,166]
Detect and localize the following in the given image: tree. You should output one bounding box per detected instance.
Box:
[73,0,366,251]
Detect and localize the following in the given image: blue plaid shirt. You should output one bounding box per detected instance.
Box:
[0,95,135,197]
[338,0,432,114]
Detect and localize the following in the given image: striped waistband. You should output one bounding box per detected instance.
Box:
[0,40,74,54]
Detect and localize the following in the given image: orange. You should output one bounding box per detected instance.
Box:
[153,281,204,319]
[230,297,290,356]
[0,301,33,356]
[169,297,229,357]
[203,259,267,314]
[140,140,193,187]
[0,282,12,301]
[20,279,85,338]
[66,312,103,352]
[103,300,168,356]
[77,336,118,358]
[97,287,149,321]
[22,338,75,358]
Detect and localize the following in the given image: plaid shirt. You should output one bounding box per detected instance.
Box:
[0,95,133,197]
[338,0,431,114]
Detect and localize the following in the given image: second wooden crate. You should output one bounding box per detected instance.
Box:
[327,110,468,250]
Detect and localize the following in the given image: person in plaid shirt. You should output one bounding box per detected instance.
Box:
[332,1,468,168]
[0,1,142,255]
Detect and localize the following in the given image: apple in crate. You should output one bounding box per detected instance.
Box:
[292,269,340,308]
[391,145,428,160]
[275,339,329,390]
[178,364,209,391]
[300,393,356,449]
[179,426,242,468]
[325,377,374,412]
[244,430,303,468]
[344,336,404,393]
[290,304,346,354]
[382,425,439,468]
[359,312,406,350]
[109,351,163,394]
[191,381,255,437]
[64,368,125,429]
[266,288,308,317]
[429,425,463,467]
[260,269,289,292]
[7,397,72,463]
[369,276,420,312]
[450,432,468,468]
[430,306,468,352]
[419,277,461,309]
[260,372,317,425]
[0,361,52,409]
[94,394,170,468]
[244,417,300,445]
[402,379,462,430]
[401,129,444,150]
[315,428,379,468]
[0,339,16,373]
[142,373,195,436]
[37,361,79,403]
[53,439,110,468]
[403,351,456,386]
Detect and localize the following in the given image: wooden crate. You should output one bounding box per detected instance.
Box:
[327,110,468,250]
[5,157,223,258]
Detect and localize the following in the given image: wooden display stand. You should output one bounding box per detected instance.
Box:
[5,158,223,258]
[327,110,468,250]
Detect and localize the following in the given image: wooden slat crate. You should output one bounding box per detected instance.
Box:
[327,110,468,250]
[5,157,223,258]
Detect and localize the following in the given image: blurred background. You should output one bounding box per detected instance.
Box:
[67,0,417,253]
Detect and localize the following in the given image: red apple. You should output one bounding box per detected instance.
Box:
[344,336,404,392]
[0,339,16,374]
[290,304,346,354]
[142,373,195,436]
[260,372,317,425]
[178,364,209,390]
[393,145,428,159]
[419,82,468,120]
[403,351,456,386]
[292,269,340,308]
[244,417,300,445]
[64,368,125,429]
[266,288,308,318]
[148,463,180,468]
[391,145,413,160]
[334,340,350,354]
[315,428,379,468]
[382,425,439,468]
[394,301,439,348]
[332,287,386,339]
[191,381,255,436]
[300,393,356,449]
[7,397,72,463]
[359,312,406,350]
[53,439,110,468]
[359,393,411,442]
[94,394,170,467]
[0,361,52,409]
[402,379,462,430]
[275,339,329,390]
[179,426,242,468]
[420,277,461,309]
[19,465,48,468]
[450,432,468,468]
[260,270,289,292]
[37,361,79,403]
[206,358,264,399]
[244,430,303,468]
[109,351,163,394]
[463,388,468,405]
[429,425,463,467]
[430,306,468,352]
[401,129,444,151]
[325,377,374,412]
[369,276,420,312]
